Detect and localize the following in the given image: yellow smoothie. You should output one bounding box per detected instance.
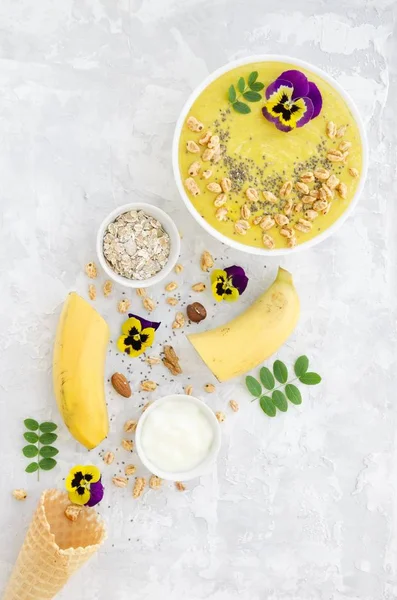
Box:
[178,61,363,250]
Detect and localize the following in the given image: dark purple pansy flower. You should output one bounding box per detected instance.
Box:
[262,69,322,132]
[86,479,104,507]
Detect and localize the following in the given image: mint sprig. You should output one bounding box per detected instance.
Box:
[245,356,321,417]
[23,419,59,479]
[228,71,265,114]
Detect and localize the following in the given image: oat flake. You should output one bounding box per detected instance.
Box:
[103,210,171,281]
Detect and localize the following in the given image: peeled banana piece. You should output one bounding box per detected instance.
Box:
[188,267,299,382]
[53,292,110,449]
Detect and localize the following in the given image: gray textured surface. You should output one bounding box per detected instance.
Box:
[0,1,396,599]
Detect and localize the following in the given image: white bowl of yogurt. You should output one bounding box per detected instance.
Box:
[135,394,221,481]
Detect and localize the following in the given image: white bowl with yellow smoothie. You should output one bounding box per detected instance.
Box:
[172,56,368,255]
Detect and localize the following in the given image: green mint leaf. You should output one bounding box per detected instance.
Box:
[25,462,39,473]
[39,446,59,458]
[24,432,39,443]
[259,396,277,417]
[249,81,264,91]
[233,101,251,114]
[285,384,302,405]
[245,375,262,397]
[23,445,38,458]
[237,77,245,93]
[272,390,288,412]
[294,356,309,377]
[248,71,258,86]
[273,360,288,384]
[39,458,57,471]
[243,91,262,102]
[299,372,322,385]
[228,84,236,103]
[259,367,275,390]
[39,422,57,433]
[24,419,39,431]
[39,432,58,445]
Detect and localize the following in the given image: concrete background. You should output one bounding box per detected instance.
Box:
[0,1,396,599]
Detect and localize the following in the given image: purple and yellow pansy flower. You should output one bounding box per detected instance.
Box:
[211,265,248,302]
[65,465,104,507]
[117,313,160,357]
[262,69,322,132]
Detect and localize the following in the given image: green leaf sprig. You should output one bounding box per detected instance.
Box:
[228,71,265,114]
[245,356,321,417]
[23,419,59,479]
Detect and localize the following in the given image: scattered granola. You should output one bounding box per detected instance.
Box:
[175,481,186,492]
[143,297,155,313]
[133,477,146,498]
[142,402,152,412]
[185,385,193,395]
[117,299,131,314]
[88,284,96,301]
[204,383,215,393]
[12,489,27,501]
[112,476,128,488]
[186,116,204,132]
[85,262,97,279]
[229,400,239,412]
[349,167,359,178]
[103,451,115,465]
[172,312,185,329]
[149,475,162,490]
[65,504,82,522]
[174,263,184,274]
[165,281,178,292]
[200,250,214,272]
[124,420,137,433]
[136,288,146,297]
[141,380,157,392]
[121,439,134,452]
[125,464,136,476]
[146,356,161,365]
[166,296,179,306]
[103,210,171,281]
[103,280,113,297]
[216,411,226,422]
[192,282,206,292]
[163,345,182,375]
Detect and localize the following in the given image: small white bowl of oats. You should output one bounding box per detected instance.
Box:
[96,203,180,288]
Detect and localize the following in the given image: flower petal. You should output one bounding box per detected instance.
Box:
[140,327,155,349]
[86,479,104,507]
[307,81,322,119]
[262,106,293,132]
[295,97,314,127]
[211,279,225,302]
[224,265,248,295]
[127,313,160,331]
[121,317,142,336]
[278,70,309,99]
[117,335,130,354]
[210,269,227,285]
[223,286,240,302]
[68,487,91,505]
[65,465,85,492]
[81,465,101,483]
[265,78,293,101]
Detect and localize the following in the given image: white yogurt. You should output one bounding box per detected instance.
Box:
[140,399,215,473]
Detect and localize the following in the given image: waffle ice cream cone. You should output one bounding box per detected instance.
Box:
[3,489,106,600]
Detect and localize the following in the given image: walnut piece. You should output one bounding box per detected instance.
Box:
[162,345,182,375]
[88,284,96,300]
[121,439,134,452]
[103,280,113,297]
[103,451,114,465]
[85,262,97,279]
[125,464,136,476]
[133,477,146,499]
[12,489,27,501]
[124,420,137,433]
[141,380,157,392]
[149,475,162,490]
[117,299,131,314]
